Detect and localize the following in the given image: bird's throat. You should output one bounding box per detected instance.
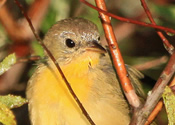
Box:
[43,51,101,101]
[60,51,100,77]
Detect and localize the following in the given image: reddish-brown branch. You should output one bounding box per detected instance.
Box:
[170,76,175,94]
[131,52,175,125]
[145,76,175,125]
[27,0,50,29]
[0,0,50,42]
[141,0,174,54]
[81,1,175,124]
[144,101,163,125]
[138,0,175,123]
[134,56,168,71]
[14,0,95,125]
[170,76,175,87]
[0,0,50,94]
[80,0,175,34]
[0,6,27,42]
[0,0,6,8]
[17,56,42,63]
[101,23,136,46]
[94,0,141,108]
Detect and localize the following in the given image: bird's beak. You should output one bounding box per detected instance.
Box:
[86,41,106,54]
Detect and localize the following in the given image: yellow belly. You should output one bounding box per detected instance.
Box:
[29,66,92,125]
[27,52,130,125]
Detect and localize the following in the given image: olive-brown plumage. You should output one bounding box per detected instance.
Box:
[27,18,144,125]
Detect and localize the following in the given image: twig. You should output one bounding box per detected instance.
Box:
[0,0,49,93]
[144,101,163,125]
[94,0,141,108]
[145,76,175,125]
[80,0,175,34]
[14,0,95,125]
[27,0,51,30]
[170,76,175,94]
[134,56,168,71]
[137,0,175,123]
[170,76,175,87]
[131,52,175,125]
[80,0,175,124]
[101,23,136,46]
[0,0,50,42]
[17,56,42,63]
[140,0,174,54]
[0,0,6,9]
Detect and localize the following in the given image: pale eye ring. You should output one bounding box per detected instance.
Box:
[65,39,75,48]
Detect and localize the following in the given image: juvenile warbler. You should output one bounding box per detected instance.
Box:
[27,18,144,125]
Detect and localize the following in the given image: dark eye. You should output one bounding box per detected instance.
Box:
[98,37,100,41]
[65,39,75,48]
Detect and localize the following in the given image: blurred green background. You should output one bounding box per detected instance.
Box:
[0,0,175,124]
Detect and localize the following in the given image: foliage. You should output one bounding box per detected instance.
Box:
[0,54,27,125]
[0,102,16,125]
[0,94,28,109]
[0,53,16,75]
[162,86,175,125]
[0,95,27,125]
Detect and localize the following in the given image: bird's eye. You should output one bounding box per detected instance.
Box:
[98,37,100,41]
[65,39,75,48]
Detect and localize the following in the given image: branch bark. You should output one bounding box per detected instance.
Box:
[131,52,175,125]
[80,0,175,34]
[14,0,96,125]
[0,0,50,94]
[94,0,141,108]
[141,0,174,54]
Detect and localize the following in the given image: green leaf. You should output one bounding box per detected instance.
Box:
[0,102,16,125]
[0,53,16,75]
[162,86,175,125]
[0,95,28,109]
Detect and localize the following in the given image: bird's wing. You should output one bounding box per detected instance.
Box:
[99,51,146,100]
[126,65,146,99]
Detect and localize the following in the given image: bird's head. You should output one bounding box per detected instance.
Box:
[43,18,106,67]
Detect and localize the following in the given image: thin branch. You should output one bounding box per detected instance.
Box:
[101,23,136,46]
[14,0,95,125]
[134,56,168,71]
[94,0,141,108]
[80,0,175,34]
[136,0,175,123]
[0,0,49,94]
[0,0,6,9]
[17,56,42,63]
[27,0,50,30]
[0,6,28,42]
[145,76,175,125]
[0,0,50,42]
[144,101,163,125]
[80,0,175,124]
[131,52,175,125]
[170,76,175,94]
[140,0,174,54]
[170,76,175,87]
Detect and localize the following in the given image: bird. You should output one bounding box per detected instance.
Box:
[26,18,145,125]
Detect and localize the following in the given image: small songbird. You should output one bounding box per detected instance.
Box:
[27,18,145,125]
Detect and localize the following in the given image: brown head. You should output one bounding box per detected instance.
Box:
[43,18,106,65]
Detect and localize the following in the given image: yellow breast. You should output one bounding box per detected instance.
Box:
[27,51,130,125]
[27,51,101,125]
